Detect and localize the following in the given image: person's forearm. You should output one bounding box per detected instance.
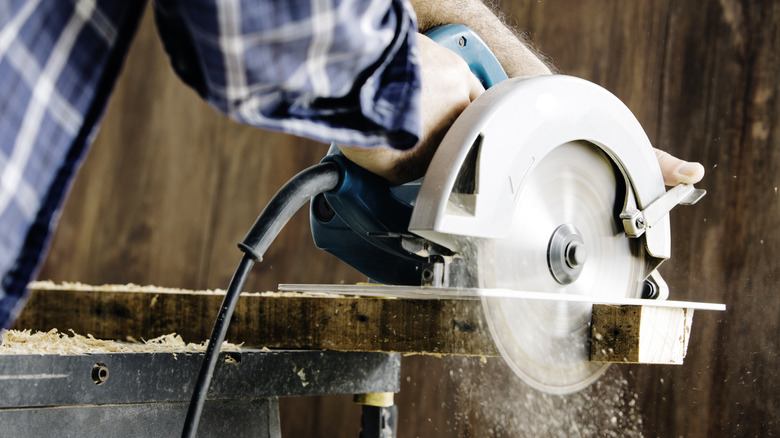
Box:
[409,0,553,77]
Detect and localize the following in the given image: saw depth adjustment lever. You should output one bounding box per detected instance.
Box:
[621,183,706,238]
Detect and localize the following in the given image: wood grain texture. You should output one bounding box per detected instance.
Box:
[591,305,642,363]
[591,305,692,364]
[14,284,499,356]
[28,1,778,437]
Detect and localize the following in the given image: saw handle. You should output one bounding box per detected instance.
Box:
[424,24,508,88]
[313,148,425,285]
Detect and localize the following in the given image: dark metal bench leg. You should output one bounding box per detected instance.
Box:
[355,393,397,438]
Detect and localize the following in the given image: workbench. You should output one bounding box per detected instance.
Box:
[0,348,400,437]
[6,281,496,437]
[4,281,707,436]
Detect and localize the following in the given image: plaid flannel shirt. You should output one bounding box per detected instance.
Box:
[0,0,422,329]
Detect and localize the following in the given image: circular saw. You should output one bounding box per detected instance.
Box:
[407,74,668,393]
[307,25,706,393]
[186,27,715,434]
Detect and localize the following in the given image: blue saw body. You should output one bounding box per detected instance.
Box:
[309,25,507,285]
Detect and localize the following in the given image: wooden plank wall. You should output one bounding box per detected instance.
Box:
[30,1,777,437]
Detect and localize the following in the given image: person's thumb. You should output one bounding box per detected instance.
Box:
[654,148,705,186]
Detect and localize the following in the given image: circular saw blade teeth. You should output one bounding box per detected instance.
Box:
[479,141,646,394]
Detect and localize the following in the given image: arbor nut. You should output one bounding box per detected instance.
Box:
[547,224,586,284]
[565,241,588,268]
[91,363,109,385]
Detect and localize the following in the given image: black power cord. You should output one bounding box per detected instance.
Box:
[181,162,341,437]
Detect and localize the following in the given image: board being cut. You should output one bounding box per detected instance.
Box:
[13,282,499,357]
[590,305,694,364]
[15,282,709,364]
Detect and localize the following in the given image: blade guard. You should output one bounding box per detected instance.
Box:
[408,75,671,261]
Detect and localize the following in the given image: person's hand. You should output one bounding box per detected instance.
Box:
[340,33,485,185]
[654,148,705,186]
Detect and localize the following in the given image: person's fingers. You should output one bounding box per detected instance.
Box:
[654,148,705,186]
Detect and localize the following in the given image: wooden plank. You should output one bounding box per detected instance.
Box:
[16,283,708,366]
[13,283,499,357]
[590,305,694,364]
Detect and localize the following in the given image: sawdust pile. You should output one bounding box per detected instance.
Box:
[28,280,227,295]
[442,356,643,437]
[28,280,343,298]
[0,329,241,355]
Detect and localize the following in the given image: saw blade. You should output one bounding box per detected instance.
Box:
[478,141,647,394]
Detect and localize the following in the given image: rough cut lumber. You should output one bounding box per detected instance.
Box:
[590,304,694,364]
[16,283,703,364]
[13,282,499,357]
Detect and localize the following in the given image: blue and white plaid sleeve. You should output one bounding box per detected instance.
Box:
[0,0,146,330]
[155,0,422,150]
[1,0,422,330]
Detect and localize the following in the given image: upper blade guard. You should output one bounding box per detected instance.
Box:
[408,75,671,262]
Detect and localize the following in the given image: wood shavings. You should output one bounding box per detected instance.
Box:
[0,329,241,355]
[28,280,228,296]
[28,280,343,299]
